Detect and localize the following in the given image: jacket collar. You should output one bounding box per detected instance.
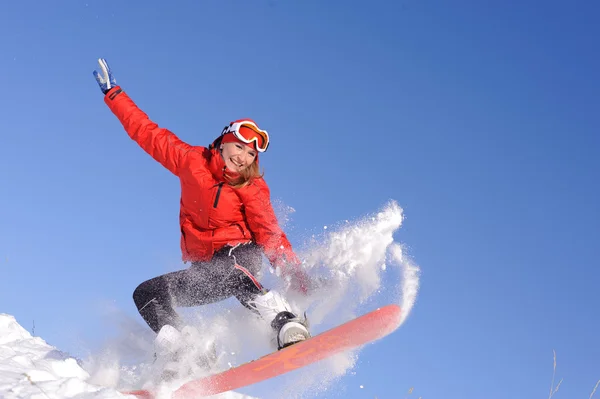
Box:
[208,147,240,183]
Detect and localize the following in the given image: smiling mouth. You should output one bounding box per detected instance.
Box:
[230,159,243,169]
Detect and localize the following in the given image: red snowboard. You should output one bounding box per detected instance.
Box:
[122,304,401,399]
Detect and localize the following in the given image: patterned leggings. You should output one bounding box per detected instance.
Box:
[132,243,265,333]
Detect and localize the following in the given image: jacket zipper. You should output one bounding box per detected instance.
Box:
[213,182,224,208]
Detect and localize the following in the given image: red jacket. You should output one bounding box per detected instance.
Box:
[104,86,299,270]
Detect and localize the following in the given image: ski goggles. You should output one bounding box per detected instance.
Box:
[221,120,270,152]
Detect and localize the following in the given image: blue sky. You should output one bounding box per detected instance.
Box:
[1,0,599,398]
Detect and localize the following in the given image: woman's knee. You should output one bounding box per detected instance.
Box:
[132,276,166,309]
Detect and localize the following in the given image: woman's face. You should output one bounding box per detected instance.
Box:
[220,142,257,173]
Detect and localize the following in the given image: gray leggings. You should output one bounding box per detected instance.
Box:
[132,243,265,333]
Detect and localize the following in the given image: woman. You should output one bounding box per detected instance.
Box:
[93,59,311,351]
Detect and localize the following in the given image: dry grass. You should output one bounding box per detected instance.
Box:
[549,350,599,399]
[590,380,600,399]
[549,350,563,398]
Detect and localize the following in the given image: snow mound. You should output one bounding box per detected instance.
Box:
[0,313,118,398]
[0,313,256,398]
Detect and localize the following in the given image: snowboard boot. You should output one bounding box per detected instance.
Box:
[153,324,183,380]
[180,325,219,371]
[272,310,311,349]
[248,290,311,349]
[154,324,182,360]
[153,324,218,380]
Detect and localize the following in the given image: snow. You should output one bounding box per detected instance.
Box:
[0,314,254,399]
[0,200,419,399]
[249,200,421,397]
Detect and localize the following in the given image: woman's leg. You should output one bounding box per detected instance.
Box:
[132,273,181,333]
[132,242,309,348]
[132,263,235,334]
[217,243,311,349]
[213,243,266,310]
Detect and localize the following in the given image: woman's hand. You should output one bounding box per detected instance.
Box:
[93,58,117,94]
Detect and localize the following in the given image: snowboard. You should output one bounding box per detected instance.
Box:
[122,304,401,398]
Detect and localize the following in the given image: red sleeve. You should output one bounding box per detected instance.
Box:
[104,86,191,176]
[239,178,300,271]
